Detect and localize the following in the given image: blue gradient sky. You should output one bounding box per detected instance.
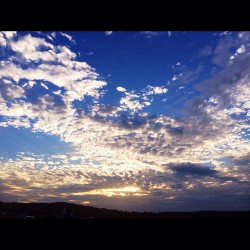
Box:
[0,31,249,211]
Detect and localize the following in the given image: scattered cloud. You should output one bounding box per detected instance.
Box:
[141,31,159,39]
[117,86,126,92]
[236,44,246,54]
[60,32,76,44]
[0,31,249,211]
[105,31,113,36]
[145,85,168,95]
[0,32,7,46]
[172,75,178,81]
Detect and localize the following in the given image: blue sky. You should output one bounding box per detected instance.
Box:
[0,31,249,211]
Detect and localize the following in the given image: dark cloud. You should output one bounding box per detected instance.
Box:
[212,35,237,66]
[178,96,224,144]
[196,54,250,107]
[116,114,148,130]
[168,162,218,177]
[230,153,250,167]
[166,125,184,136]
[166,162,241,184]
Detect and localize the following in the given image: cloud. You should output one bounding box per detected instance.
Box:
[168,163,218,176]
[90,104,119,117]
[10,34,53,53]
[236,44,246,54]
[0,31,17,47]
[0,34,107,104]
[0,32,7,46]
[40,82,49,90]
[141,31,159,39]
[230,153,250,167]
[105,31,113,36]
[172,75,178,81]
[0,78,25,102]
[117,86,126,92]
[145,85,168,95]
[2,31,17,40]
[196,54,250,108]
[0,32,249,211]
[199,46,212,56]
[119,93,148,112]
[212,32,249,67]
[60,32,75,43]
[116,85,168,113]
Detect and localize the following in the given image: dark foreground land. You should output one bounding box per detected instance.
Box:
[1,201,250,219]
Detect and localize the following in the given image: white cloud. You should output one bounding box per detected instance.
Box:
[168,31,172,37]
[172,75,178,81]
[60,32,75,44]
[22,81,36,89]
[105,31,113,36]
[0,79,25,102]
[117,86,126,92]
[10,34,53,53]
[51,32,57,38]
[120,93,146,112]
[236,45,246,54]
[46,34,54,41]
[0,34,107,103]
[2,31,17,40]
[144,85,168,95]
[117,85,168,112]
[26,81,36,88]
[10,34,56,62]
[0,61,105,102]
[0,32,7,46]
[53,90,62,95]
[40,82,49,90]
[149,86,168,95]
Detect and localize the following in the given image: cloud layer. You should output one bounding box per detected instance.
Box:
[0,31,249,211]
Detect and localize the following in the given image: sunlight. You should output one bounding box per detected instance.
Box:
[99,186,141,197]
[70,186,141,197]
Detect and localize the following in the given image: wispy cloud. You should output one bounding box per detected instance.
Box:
[140,31,160,39]
[60,32,75,44]
[105,31,113,36]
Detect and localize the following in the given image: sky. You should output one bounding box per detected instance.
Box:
[0,31,249,212]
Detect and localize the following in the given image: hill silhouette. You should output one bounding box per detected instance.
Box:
[1,201,250,219]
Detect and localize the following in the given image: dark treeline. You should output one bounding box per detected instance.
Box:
[1,201,250,219]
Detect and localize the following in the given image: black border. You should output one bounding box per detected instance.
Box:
[1,3,250,30]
